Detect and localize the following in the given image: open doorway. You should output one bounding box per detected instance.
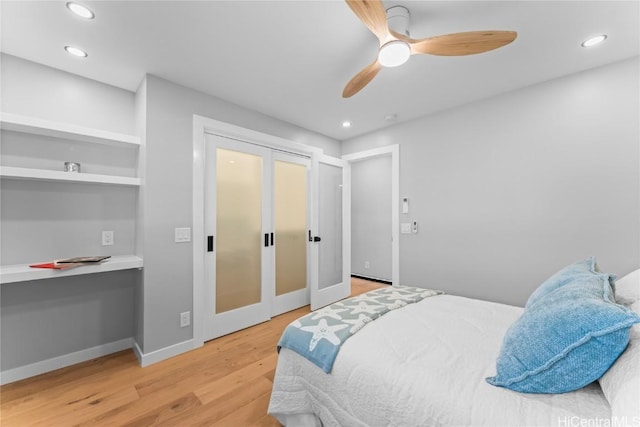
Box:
[350,155,392,283]
[343,145,399,287]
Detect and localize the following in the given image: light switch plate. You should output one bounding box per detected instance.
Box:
[401,223,411,234]
[175,227,191,243]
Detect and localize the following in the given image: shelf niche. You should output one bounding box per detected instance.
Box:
[1,112,143,282]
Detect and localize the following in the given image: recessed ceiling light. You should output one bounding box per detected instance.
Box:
[384,114,398,122]
[64,46,88,58]
[581,35,607,48]
[66,2,95,19]
[342,121,352,128]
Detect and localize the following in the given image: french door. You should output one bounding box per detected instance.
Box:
[271,152,311,316]
[204,135,271,339]
[310,154,349,310]
[203,133,314,340]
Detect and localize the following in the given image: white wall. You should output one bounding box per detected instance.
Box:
[1,271,135,371]
[1,54,135,134]
[342,57,640,306]
[133,75,148,351]
[137,75,340,354]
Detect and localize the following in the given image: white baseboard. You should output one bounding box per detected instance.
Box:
[0,337,196,385]
[133,338,194,367]
[0,337,133,386]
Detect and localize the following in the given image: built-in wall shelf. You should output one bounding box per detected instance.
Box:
[0,112,140,147]
[0,166,141,186]
[0,112,142,283]
[0,255,143,284]
[0,108,143,382]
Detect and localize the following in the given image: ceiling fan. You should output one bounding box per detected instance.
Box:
[342,0,517,98]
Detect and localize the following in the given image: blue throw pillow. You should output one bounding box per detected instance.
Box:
[487,262,640,394]
[525,257,604,308]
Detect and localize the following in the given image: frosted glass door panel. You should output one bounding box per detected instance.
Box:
[318,162,343,289]
[216,148,262,313]
[274,160,307,296]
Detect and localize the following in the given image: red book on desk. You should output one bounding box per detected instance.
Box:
[29,262,80,270]
[29,256,110,269]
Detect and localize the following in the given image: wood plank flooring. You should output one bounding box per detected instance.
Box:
[0,278,385,426]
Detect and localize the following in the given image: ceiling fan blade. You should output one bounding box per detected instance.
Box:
[345,0,390,43]
[342,60,383,98]
[408,30,517,56]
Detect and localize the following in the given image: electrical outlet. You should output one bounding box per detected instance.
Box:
[364,261,370,269]
[102,230,114,246]
[180,311,191,328]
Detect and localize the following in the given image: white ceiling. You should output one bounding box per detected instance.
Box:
[1,1,638,140]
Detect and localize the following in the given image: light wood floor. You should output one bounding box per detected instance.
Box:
[0,278,385,426]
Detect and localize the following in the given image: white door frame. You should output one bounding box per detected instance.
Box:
[342,145,400,286]
[192,115,322,348]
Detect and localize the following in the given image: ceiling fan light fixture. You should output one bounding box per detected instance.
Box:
[581,35,607,48]
[378,40,411,67]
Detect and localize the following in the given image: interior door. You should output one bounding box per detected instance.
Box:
[310,153,350,310]
[271,153,311,316]
[204,133,272,340]
[202,132,347,338]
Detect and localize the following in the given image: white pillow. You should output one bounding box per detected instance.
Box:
[615,269,640,306]
[598,300,640,425]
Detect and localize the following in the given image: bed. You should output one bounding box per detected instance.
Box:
[268,261,640,427]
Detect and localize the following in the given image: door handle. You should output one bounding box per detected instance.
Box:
[207,236,214,252]
[309,230,312,242]
[270,232,274,246]
[313,236,321,242]
[264,233,269,247]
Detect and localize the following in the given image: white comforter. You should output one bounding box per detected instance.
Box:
[268,294,610,426]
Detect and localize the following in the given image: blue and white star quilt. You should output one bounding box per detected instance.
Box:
[277,285,443,373]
